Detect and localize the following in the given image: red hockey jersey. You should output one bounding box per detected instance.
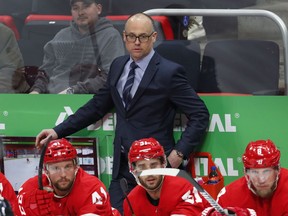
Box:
[216,168,288,216]
[123,175,205,216]
[0,172,17,213]
[16,168,117,215]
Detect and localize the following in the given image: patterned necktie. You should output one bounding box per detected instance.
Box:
[123,61,138,108]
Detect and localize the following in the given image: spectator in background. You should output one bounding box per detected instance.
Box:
[34,13,209,213]
[30,0,124,94]
[15,138,120,215]
[0,23,30,93]
[0,172,17,214]
[202,139,287,216]
[124,137,206,215]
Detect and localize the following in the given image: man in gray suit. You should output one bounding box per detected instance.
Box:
[35,13,210,213]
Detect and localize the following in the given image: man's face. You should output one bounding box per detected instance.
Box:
[245,167,279,198]
[71,1,102,29]
[135,158,164,191]
[123,15,157,61]
[46,160,78,195]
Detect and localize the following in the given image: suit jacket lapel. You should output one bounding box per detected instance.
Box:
[110,55,130,112]
[128,52,160,109]
[110,55,130,85]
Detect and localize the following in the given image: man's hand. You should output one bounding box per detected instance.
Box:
[167,149,183,168]
[35,129,58,149]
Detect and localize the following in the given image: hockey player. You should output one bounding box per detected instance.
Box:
[202,139,288,215]
[124,137,206,215]
[0,172,17,215]
[15,138,120,216]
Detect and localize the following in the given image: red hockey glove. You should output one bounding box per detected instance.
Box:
[19,189,55,216]
[201,206,256,216]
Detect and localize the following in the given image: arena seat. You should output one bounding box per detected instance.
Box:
[0,15,20,40]
[18,39,45,68]
[198,39,280,95]
[19,14,72,86]
[106,15,174,40]
[18,38,46,87]
[154,40,201,90]
[21,14,72,43]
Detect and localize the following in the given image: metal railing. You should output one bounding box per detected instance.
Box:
[144,8,288,95]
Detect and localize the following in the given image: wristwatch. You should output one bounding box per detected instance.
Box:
[175,150,184,159]
[66,87,74,94]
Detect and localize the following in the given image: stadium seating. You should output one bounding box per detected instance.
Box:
[21,14,174,43]
[154,40,201,90]
[198,39,280,95]
[18,39,45,67]
[21,14,72,43]
[17,38,46,87]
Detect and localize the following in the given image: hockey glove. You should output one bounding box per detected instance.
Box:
[19,189,55,216]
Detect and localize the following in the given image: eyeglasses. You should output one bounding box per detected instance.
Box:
[125,32,154,43]
[47,164,75,174]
